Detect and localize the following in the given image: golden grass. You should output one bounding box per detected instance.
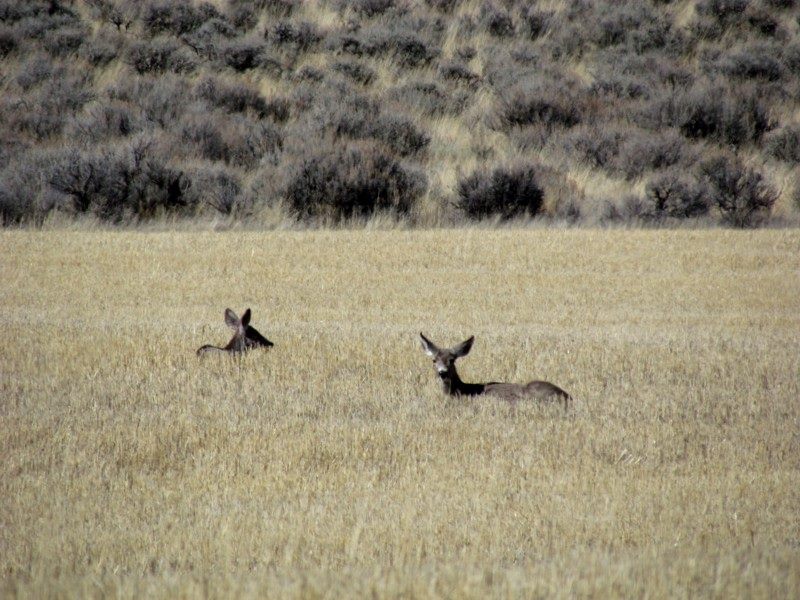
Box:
[1,229,799,598]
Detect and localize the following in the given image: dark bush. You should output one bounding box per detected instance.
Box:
[747,8,778,36]
[425,0,458,12]
[563,127,622,169]
[481,3,514,37]
[697,0,749,22]
[332,60,376,85]
[182,18,238,58]
[66,102,143,142]
[650,83,771,147]
[644,170,709,218]
[12,70,94,140]
[269,20,321,51]
[15,55,55,90]
[142,1,210,36]
[220,39,279,73]
[522,9,552,40]
[196,77,289,121]
[80,30,123,65]
[108,75,192,128]
[358,27,438,67]
[765,126,800,164]
[699,155,778,227]
[765,0,794,7]
[500,83,582,129]
[189,166,244,214]
[127,38,197,74]
[0,150,53,224]
[438,61,480,85]
[47,140,195,221]
[0,25,17,56]
[456,165,544,219]
[370,115,430,157]
[616,130,687,180]
[387,81,465,116]
[349,0,395,18]
[720,45,784,81]
[85,0,139,30]
[180,112,282,167]
[43,25,87,57]
[286,143,425,219]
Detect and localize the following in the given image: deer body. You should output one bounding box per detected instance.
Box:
[420,333,570,408]
[197,308,273,356]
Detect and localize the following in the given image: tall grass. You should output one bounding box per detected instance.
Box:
[1,229,799,597]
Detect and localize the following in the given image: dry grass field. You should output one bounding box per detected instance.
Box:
[1,228,799,598]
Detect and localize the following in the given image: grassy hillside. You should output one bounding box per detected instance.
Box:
[1,229,799,597]
[1,0,799,226]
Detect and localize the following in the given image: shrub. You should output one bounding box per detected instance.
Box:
[332,60,376,85]
[699,155,778,227]
[650,83,771,147]
[108,75,191,128]
[142,1,210,36]
[358,27,438,67]
[220,39,278,73]
[563,127,622,169]
[285,143,425,219]
[438,61,480,85]
[644,170,709,219]
[387,81,465,116]
[481,3,514,37]
[180,112,282,168]
[720,45,784,81]
[500,82,582,130]
[80,30,123,65]
[522,8,552,40]
[189,166,244,214]
[765,126,800,164]
[47,140,196,221]
[182,18,238,58]
[15,54,55,90]
[43,25,86,57]
[0,150,53,224]
[269,20,321,51]
[697,0,749,22]
[348,0,395,18]
[196,77,289,121]
[455,165,544,219]
[0,25,18,56]
[127,38,197,74]
[370,115,430,157]
[616,130,687,180]
[66,102,143,142]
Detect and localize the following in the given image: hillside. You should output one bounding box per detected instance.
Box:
[1,0,799,226]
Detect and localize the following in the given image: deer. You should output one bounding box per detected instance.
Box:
[196,308,274,356]
[419,333,570,409]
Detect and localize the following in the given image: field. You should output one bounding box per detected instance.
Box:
[1,228,799,598]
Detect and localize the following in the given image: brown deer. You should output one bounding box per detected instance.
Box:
[197,308,274,356]
[420,333,570,408]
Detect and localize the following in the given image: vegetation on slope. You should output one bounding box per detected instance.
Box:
[0,0,799,226]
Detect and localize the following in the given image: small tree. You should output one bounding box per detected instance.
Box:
[699,155,778,227]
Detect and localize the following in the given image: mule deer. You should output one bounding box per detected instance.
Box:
[420,333,570,408]
[197,308,274,356]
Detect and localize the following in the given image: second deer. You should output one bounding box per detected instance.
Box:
[420,333,570,408]
[197,308,274,356]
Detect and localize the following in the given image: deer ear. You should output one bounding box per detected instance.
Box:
[224,308,239,328]
[420,333,439,357]
[453,336,475,357]
[241,308,251,327]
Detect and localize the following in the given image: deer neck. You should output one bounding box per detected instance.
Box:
[440,367,485,396]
